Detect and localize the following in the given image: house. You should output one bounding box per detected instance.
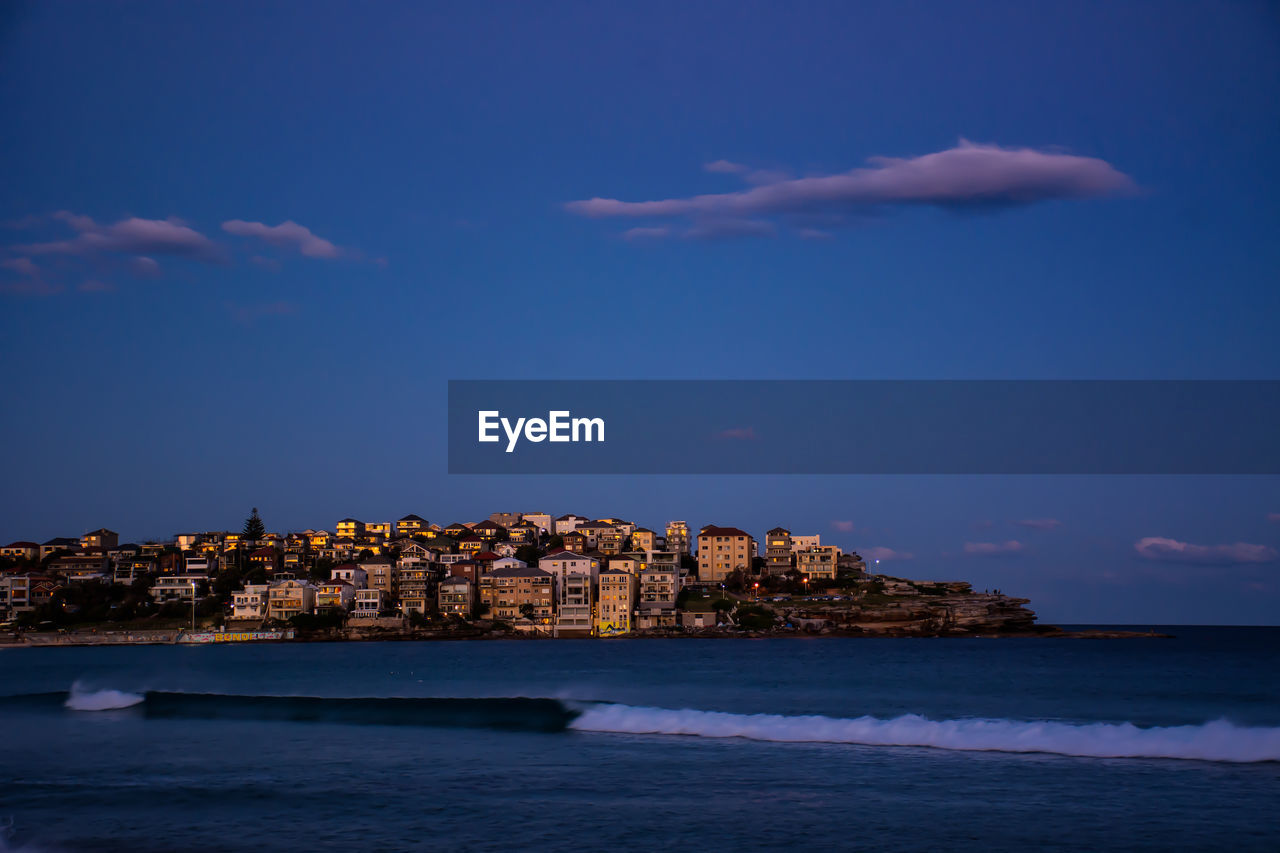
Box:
[309,530,332,550]
[553,514,589,535]
[521,512,553,534]
[40,537,80,560]
[365,522,393,539]
[114,556,155,585]
[470,520,507,542]
[507,521,540,544]
[396,514,428,536]
[664,521,691,555]
[629,528,657,552]
[438,576,474,618]
[561,531,588,553]
[151,574,207,603]
[231,584,270,620]
[335,518,365,540]
[597,569,637,635]
[696,525,756,584]
[538,552,600,587]
[490,556,527,574]
[488,512,522,528]
[330,564,368,589]
[315,580,355,613]
[458,535,484,554]
[267,580,317,622]
[605,554,644,576]
[361,558,397,597]
[247,546,282,574]
[479,566,554,625]
[448,559,483,584]
[185,555,217,575]
[796,545,841,581]
[765,527,793,575]
[351,588,390,617]
[442,522,474,539]
[0,542,40,563]
[573,521,615,550]
[555,572,594,637]
[80,528,119,551]
[791,534,821,552]
[397,540,436,562]
[49,554,110,582]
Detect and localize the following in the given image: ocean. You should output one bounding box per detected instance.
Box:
[1,627,1278,852]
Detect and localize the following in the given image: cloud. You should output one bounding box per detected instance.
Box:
[622,226,672,242]
[1268,513,1280,524]
[1,257,40,277]
[1133,537,1278,566]
[796,228,833,240]
[864,546,914,562]
[831,520,856,533]
[15,213,223,261]
[685,218,776,240]
[568,140,1135,238]
[704,159,748,174]
[222,219,343,259]
[716,426,757,440]
[227,300,299,325]
[964,540,1025,556]
[1013,518,1062,530]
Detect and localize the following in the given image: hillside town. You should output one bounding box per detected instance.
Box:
[0,510,1046,640]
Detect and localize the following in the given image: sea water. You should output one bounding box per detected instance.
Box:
[1,627,1277,851]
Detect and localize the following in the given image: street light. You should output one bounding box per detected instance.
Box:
[189,580,198,631]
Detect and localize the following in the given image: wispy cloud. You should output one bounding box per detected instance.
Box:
[831,520,855,533]
[964,540,1025,556]
[1268,513,1280,524]
[227,300,299,326]
[864,546,914,562]
[1133,537,1278,566]
[222,220,344,259]
[568,140,1135,240]
[1013,518,1062,530]
[715,426,757,441]
[703,159,748,174]
[14,212,223,262]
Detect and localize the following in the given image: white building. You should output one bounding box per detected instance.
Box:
[231,584,269,620]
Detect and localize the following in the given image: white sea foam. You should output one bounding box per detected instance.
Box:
[64,683,144,711]
[569,703,1280,763]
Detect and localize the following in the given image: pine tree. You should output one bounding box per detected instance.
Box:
[243,507,266,541]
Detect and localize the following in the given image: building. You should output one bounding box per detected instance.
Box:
[231,584,269,620]
[521,512,552,534]
[351,588,389,617]
[665,521,690,556]
[80,528,119,551]
[365,522,393,539]
[765,527,793,575]
[0,542,40,563]
[637,562,680,629]
[696,525,756,584]
[335,518,365,540]
[330,564,368,589]
[555,572,594,637]
[791,534,821,552]
[396,514,428,536]
[488,512,522,528]
[553,514,589,535]
[796,545,841,581]
[267,580,317,621]
[437,576,474,618]
[150,574,206,603]
[597,569,637,635]
[40,537,80,559]
[315,580,355,613]
[538,552,600,587]
[630,528,657,552]
[479,566,554,626]
[397,564,435,615]
[362,558,397,597]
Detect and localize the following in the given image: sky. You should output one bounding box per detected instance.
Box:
[1,0,1278,623]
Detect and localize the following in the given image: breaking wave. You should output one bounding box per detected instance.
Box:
[13,688,1280,762]
[64,684,144,711]
[569,703,1280,763]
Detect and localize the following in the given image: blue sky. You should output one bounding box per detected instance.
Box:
[2,0,1278,623]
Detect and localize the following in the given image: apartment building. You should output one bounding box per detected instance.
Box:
[796,545,841,581]
[352,588,389,617]
[696,525,756,584]
[637,562,680,629]
[267,580,316,621]
[597,569,637,635]
[438,577,474,618]
[315,580,355,612]
[765,527,793,575]
[398,564,435,615]
[665,521,690,556]
[480,566,554,625]
[231,584,270,620]
[555,572,594,637]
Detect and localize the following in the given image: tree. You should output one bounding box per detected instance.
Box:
[242,507,266,541]
[515,545,541,565]
[519,602,537,621]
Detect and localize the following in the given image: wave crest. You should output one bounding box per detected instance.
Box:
[64,684,145,711]
[569,704,1280,763]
